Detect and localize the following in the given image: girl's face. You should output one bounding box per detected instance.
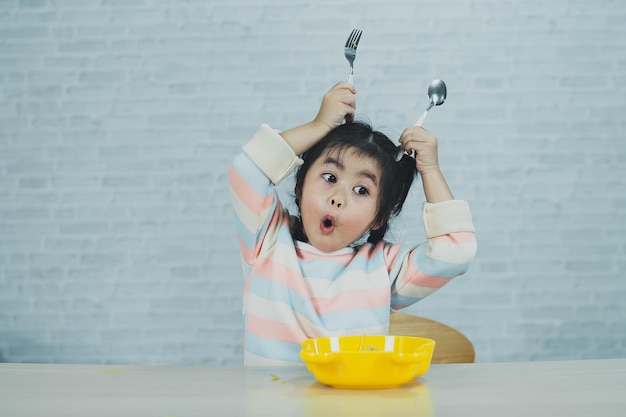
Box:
[299,147,382,252]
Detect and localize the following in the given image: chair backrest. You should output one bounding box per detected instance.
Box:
[388,313,475,363]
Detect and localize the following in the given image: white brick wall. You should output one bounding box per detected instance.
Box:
[1,0,625,364]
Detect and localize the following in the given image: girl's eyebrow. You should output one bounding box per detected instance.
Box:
[322,157,379,186]
[359,170,379,186]
[322,157,343,169]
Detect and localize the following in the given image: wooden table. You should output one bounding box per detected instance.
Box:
[1,358,625,416]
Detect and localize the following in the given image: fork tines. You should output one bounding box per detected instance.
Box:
[345,28,362,50]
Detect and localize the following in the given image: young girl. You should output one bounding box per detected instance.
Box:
[229,82,476,366]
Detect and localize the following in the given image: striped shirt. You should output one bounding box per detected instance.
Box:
[229,124,477,366]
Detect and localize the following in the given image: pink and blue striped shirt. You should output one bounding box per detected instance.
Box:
[229,124,476,366]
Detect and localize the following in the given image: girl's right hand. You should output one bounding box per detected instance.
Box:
[314,82,356,131]
[279,82,356,156]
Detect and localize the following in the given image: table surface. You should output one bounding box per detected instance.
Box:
[1,358,625,417]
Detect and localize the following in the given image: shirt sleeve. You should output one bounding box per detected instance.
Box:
[389,199,477,310]
[242,124,303,185]
[228,124,302,266]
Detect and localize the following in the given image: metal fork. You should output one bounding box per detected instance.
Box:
[344,28,362,84]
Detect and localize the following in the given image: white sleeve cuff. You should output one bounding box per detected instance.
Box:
[242,124,303,184]
[423,200,475,238]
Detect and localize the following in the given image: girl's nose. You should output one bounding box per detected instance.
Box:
[330,197,343,209]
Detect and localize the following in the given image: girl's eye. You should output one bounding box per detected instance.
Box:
[354,186,369,196]
[321,173,336,183]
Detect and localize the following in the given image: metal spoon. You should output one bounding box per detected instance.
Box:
[395,79,447,161]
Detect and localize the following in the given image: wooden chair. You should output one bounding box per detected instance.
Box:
[388,313,475,363]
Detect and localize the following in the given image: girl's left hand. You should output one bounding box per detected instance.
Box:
[398,126,440,174]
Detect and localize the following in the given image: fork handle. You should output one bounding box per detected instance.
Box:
[347,71,354,85]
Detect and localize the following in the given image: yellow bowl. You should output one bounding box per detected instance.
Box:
[300,335,435,389]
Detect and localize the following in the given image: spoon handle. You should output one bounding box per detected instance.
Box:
[415,102,434,126]
[396,102,436,161]
[399,110,428,160]
[415,109,429,126]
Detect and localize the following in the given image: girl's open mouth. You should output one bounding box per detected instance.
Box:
[320,215,335,234]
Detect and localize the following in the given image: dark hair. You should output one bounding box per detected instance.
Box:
[292,120,418,245]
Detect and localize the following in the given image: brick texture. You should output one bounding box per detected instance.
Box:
[1,0,625,364]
